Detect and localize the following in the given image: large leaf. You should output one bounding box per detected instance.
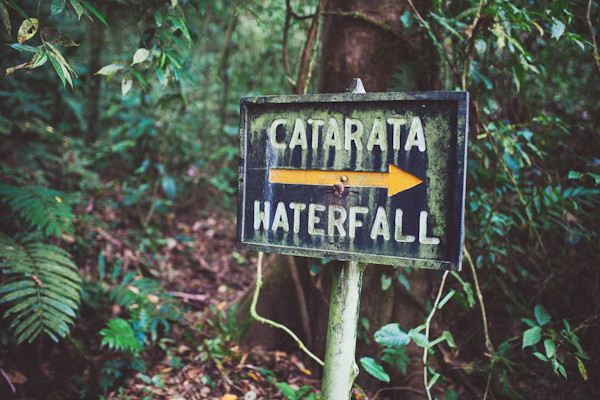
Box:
[0,233,81,344]
[359,357,390,383]
[374,323,411,348]
[50,0,66,17]
[534,304,551,326]
[522,326,542,348]
[17,18,38,44]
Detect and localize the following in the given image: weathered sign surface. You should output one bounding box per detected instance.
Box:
[237,92,468,270]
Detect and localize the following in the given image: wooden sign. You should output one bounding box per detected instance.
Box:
[237,92,468,270]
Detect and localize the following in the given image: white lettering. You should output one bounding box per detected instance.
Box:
[308,118,325,150]
[419,210,440,244]
[394,209,415,242]
[289,118,308,150]
[370,206,391,240]
[254,200,270,231]
[366,118,387,151]
[328,205,347,237]
[324,118,342,150]
[388,117,407,150]
[405,116,426,152]
[271,202,290,232]
[345,118,363,150]
[349,206,368,238]
[269,119,287,149]
[308,203,326,235]
[289,202,306,233]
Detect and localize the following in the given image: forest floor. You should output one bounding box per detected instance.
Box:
[1,187,325,400]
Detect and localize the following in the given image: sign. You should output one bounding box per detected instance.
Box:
[237,92,468,270]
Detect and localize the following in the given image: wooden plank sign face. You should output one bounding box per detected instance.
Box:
[237,92,468,270]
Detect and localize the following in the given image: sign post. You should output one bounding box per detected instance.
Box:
[237,79,468,398]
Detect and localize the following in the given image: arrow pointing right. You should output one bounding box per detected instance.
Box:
[269,163,423,196]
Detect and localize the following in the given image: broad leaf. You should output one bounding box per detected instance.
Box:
[522,325,542,348]
[131,48,150,66]
[121,76,133,97]
[544,339,556,358]
[17,18,39,44]
[50,0,66,17]
[42,27,79,47]
[534,304,551,326]
[359,357,390,383]
[551,18,565,40]
[374,323,411,348]
[69,0,85,20]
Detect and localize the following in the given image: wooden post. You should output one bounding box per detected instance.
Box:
[321,261,366,399]
[321,78,366,400]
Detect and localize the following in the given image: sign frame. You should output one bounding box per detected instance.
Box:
[237,91,468,271]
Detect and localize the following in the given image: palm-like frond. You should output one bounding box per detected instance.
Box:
[0,184,74,237]
[0,233,81,344]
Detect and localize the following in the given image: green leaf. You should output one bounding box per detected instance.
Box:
[409,329,429,347]
[50,0,66,17]
[544,339,556,358]
[374,323,411,348]
[522,326,542,348]
[359,357,390,383]
[443,330,457,348]
[534,304,551,326]
[551,18,565,40]
[577,357,588,380]
[77,0,109,29]
[48,53,68,88]
[68,0,85,20]
[437,289,455,309]
[533,352,548,362]
[95,64,123,82]
[131,48,150,66]
[6,43,42,53]
[381,274,392,291]
[31,52,48,68]
[161,177,176,200]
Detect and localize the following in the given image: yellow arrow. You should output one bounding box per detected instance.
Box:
[269,164,423,196]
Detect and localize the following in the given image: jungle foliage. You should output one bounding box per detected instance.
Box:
[0,0,599,399]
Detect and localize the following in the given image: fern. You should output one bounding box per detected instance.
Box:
[99,318,144,354]
[0,233,81,344]
[0,184,74,237]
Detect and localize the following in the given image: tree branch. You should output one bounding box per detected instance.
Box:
[586,0,600,80]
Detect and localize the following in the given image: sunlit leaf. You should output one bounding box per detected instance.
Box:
[31,52,48,68]
[544,339,555,358]
[522,326,541,348]
[374,323,411,348]
[17,18,39,44]
[6,43,41,53]
[95,64,123,82]
[50,0,66,17]
[69,0,85,20]
[121,75,132,97]
[551,18,565,40]
[42,27,79,47]
[0,1,10,35]
[577,357,588,380]
[131,48,150,66]
[359,357,390,382]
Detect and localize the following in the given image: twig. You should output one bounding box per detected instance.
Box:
[170,291,208,302]
[423,270,449,400]
[250,252,324,366]
[463,245,495,400]
[1,368,16,394]
[586,0,600,80]
[373,386,429,399]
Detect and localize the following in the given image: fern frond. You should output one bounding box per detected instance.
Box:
[0,184,75,237]
[100,318,144,353]
[0,233,81,344]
